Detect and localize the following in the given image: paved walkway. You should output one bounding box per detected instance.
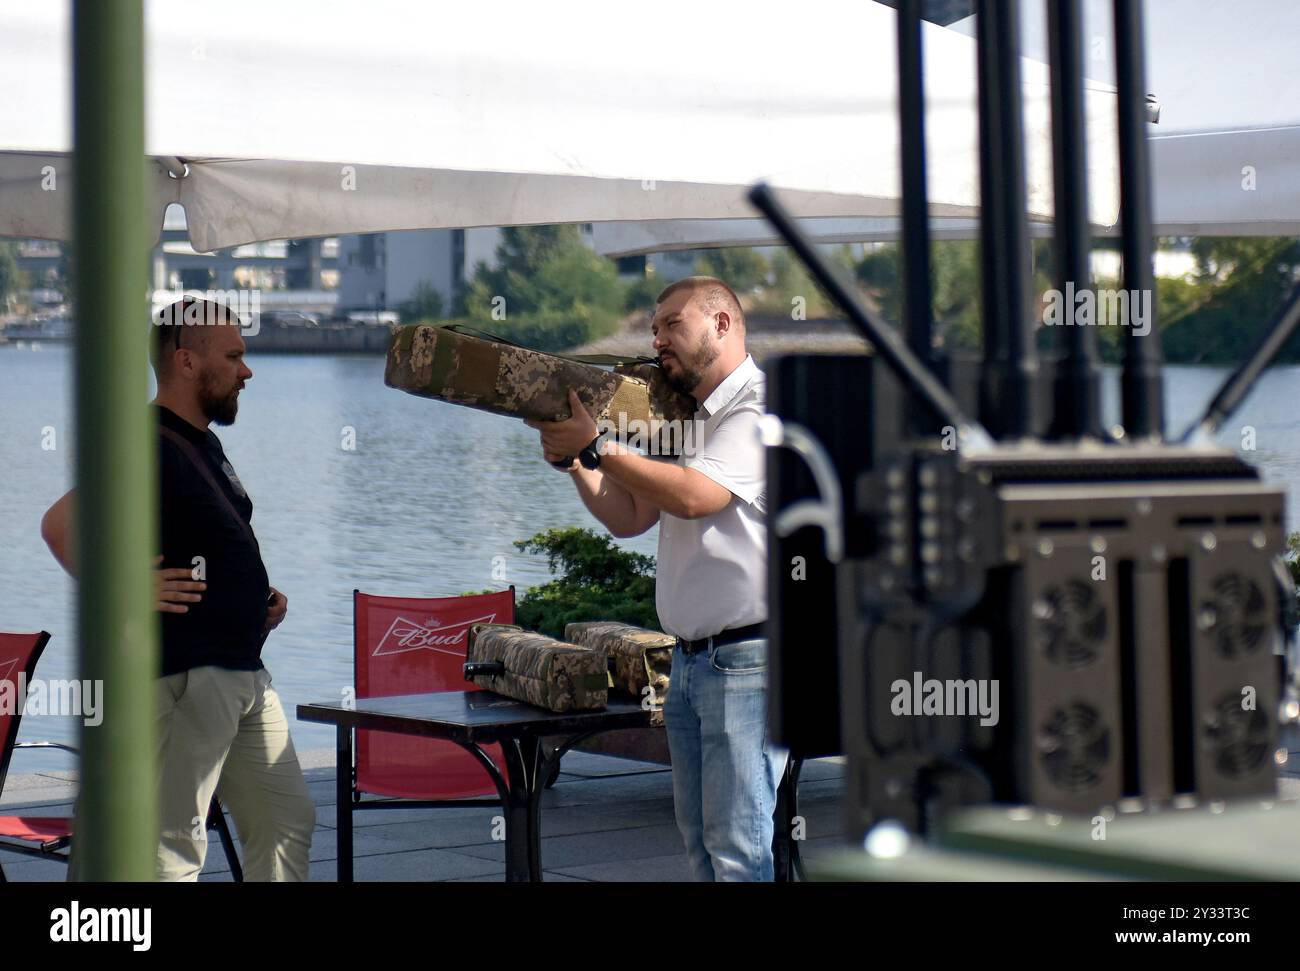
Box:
[12,750,1293,882]
[0,749,848,882]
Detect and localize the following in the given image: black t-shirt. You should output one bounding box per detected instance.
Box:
[156,405,270,676]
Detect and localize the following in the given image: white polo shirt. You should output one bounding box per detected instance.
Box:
[655,355,767,641]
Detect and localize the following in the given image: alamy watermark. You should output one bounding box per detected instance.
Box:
[0,672,103,727]
[152,288,262,337]
[595,413,709,459]
[50,902,150,950]
[1043,282,1152,337]
[890,671,1000,727]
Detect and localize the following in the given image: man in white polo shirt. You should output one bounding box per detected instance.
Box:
[526,275,786,881]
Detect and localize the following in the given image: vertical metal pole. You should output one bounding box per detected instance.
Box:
[1047,0,1102,438]
[975,0,1038,440]
[72,0,156,880]
[896,0,934,387]
[1113,0,1163,440]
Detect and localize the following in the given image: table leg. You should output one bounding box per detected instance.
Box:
[337,725,353,883]
[499,736,546,882]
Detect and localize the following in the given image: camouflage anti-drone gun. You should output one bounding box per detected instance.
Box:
[384,323,696,461]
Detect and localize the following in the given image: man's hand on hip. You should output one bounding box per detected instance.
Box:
[153,555,205,614]
[263,586,288,634]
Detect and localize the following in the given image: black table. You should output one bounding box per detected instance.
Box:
[297,690,662,882]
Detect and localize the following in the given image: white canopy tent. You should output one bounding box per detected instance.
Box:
[593,0,1300,258]
[0,0,1118,252]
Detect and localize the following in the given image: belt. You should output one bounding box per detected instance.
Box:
[675,622,766,656]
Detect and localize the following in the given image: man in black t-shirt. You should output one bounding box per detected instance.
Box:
[41,297,314,881]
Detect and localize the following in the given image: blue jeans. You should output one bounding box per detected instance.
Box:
[664,638,788,881]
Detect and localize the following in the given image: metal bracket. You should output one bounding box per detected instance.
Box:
[758,415,844,563]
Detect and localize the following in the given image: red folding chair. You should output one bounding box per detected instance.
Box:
[0,630,242,881]
[0,633,71,879]
[340,589,515,876]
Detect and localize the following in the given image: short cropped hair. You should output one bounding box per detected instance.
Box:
[655,275,745,328]
[150,296,242,373]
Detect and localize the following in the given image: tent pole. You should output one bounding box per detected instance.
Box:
[71,0,157,880]
[1113,0,1164,440]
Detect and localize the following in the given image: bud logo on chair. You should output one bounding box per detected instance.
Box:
[373,613,501,656]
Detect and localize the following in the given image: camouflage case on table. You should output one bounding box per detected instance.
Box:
[384,325,696,454]
[565,621,674,707]
[466,623,609,712]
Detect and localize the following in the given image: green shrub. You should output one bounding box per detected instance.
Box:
[624,273,664,313]
[511,527,660,638]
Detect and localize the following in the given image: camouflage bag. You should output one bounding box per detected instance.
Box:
[465,623,608,712]
[384,324,696,454]
[565,621,674,707]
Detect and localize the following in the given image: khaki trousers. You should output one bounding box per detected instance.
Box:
[154,665,314,881]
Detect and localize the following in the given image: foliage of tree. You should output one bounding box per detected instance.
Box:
[851,241,986,351]
[399,279,444,322]
[747,249,840,318]
[1160,237,1300,365]
[623,272,664,313]
[693,247,770,294]
[837,235,1300,366]
[437,225,1300,363]
[452,226,626,350]
[0,242,26,309]
[511,527,659,638]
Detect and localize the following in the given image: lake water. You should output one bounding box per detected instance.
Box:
[3,344,1300,770]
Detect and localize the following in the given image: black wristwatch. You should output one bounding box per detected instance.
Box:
[578,435,602,470]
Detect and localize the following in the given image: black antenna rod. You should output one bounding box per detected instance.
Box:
[896,0,935,407]
[1113,0,1164,440]
[748,182,992,452]
[975,0,1038,440]
[1182,281,1300,443]
[1046,0,1102,439]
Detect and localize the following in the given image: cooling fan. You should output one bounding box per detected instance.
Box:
[1037,703,1110,792]
[1037,580,1107,668]
[1204,694,1271,778]
[1200,572,1269,658]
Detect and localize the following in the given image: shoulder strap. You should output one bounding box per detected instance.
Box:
[158,425,259,550]
[440,323,659,368]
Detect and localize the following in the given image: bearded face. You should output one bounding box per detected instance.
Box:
[662,325,720,395]
[197,362,243,425]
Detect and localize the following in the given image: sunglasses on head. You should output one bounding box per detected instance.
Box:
[166,299,200,350]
